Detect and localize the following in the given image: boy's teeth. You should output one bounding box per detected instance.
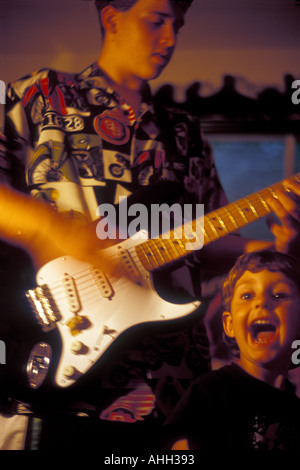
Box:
[251,320,277,343]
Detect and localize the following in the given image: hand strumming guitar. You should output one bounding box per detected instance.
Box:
[0,184,114,273]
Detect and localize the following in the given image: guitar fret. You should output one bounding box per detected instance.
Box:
[182,220,204,251]
[147,239,167,265]
[245,197,259,218]
[143,241,161,269]
[166,228,186,256]
[159,238,181,261]
[202,225,211,243]
[209,212,230,235]
[172,226,198,253]
[221,207,239,231]
[135,243,156,271]
[282,182,291,193]
[197,220,210,245]
[152,238,175,264]
[233,202,249,225]
[205,217,220,240]
[267,187,278,199]
[172,238,188,257]
[238,200,258,224]
[252,192,270,216]
[250,193,270,217]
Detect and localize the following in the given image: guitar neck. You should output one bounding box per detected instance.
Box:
[134,173,300,272]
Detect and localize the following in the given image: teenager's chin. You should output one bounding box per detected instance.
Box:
[147,69,165,81]
[146,62,169,80]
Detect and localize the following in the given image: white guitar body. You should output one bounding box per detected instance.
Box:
[26,230,200,388]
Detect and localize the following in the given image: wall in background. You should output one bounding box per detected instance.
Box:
[1,0,300,100]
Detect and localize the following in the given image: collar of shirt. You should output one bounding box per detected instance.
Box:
[77,62,155,124]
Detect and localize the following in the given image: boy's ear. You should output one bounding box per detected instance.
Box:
[101,5,119,35]
[222,311,235,338]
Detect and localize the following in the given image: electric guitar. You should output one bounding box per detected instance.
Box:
[25,173,300,390]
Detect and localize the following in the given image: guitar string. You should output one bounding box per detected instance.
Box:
[40,248,147,304]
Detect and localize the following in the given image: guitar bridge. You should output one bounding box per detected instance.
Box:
[26,285,61,332]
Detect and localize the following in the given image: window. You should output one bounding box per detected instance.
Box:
[211,135,299,240]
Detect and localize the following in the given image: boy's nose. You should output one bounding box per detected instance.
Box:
[160,24,176,49]
[254,295,272,309]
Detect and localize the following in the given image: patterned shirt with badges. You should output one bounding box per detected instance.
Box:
[0,63,227,430]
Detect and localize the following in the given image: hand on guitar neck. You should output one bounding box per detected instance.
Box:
[243,176,300,259]
[263,177,300,258]
[0,184,115,273]
[225,175,300,263]
[193,173,300,273]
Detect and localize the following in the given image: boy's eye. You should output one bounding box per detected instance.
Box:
[146,16,183,34]
[240,292,253,300]
[147,16,164,27]
[152,20,164,26]
[273,292,289,300]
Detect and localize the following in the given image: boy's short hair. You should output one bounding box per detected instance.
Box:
[95,0,194,36]
[222,250,300,312]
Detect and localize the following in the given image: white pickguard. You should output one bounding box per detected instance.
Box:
[29,231,200,388]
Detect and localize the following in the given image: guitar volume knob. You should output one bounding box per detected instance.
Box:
[62,365,77,379]
[70,340,88,355]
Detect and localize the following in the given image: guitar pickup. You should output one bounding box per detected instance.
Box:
[90,268,114,299]
[62,274,81,313]
[119,249,141,284]
[26,285,61,332]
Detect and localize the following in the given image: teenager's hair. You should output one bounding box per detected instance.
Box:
[95,0,194,36]
[95,0,139,12]
[222,250,300,312]
[95,0,194,10]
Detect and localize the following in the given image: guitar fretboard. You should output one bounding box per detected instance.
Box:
[134,173,300,272]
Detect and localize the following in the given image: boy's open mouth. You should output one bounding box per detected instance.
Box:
[250,319,278,344]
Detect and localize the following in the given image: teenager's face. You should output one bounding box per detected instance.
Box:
[223,269,300,375]
[109,0,185,85]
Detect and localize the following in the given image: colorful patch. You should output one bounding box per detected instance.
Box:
[100,384,155,423]
[94,112,130,145]
[102,150,131,182]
